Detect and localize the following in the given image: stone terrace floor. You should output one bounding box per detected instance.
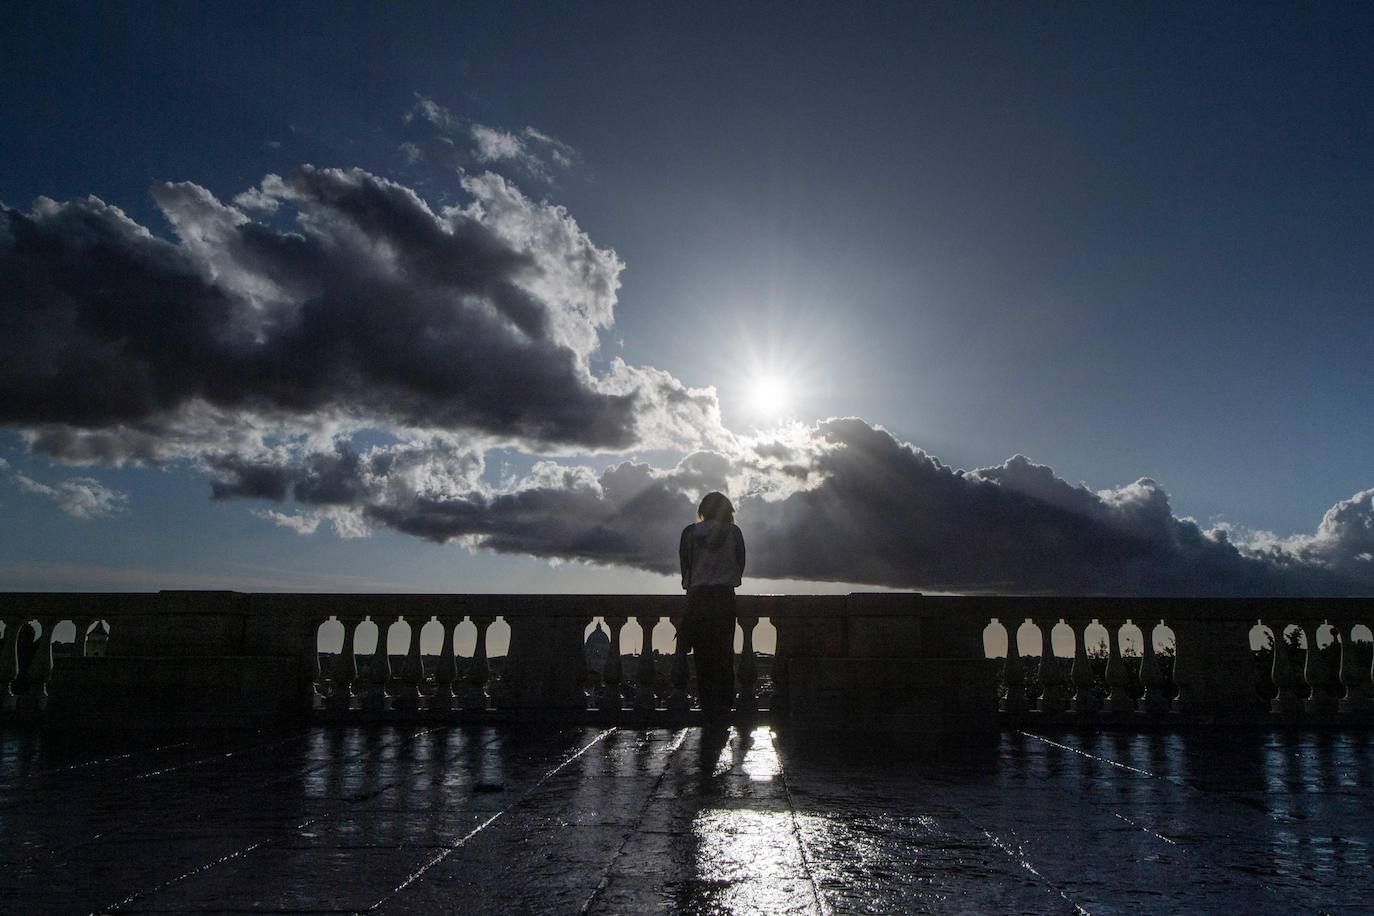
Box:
[1,723,1372,914]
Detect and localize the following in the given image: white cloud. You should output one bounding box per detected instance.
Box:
[254,509,321,535]
[10,471,127,519]
[407,95,577,183]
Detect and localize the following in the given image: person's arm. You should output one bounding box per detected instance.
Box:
[679,525,693,590]
[734,525,746,579]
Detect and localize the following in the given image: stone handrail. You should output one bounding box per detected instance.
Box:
[0,592,1370,729]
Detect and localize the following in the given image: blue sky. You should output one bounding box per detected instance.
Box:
[1,2,1371,594]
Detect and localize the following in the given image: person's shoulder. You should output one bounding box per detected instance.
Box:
[681,523,695,537]
[732,523,744,537]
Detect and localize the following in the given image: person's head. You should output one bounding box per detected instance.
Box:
[697,491,734,526]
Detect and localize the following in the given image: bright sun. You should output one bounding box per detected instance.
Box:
[747,374,791,418]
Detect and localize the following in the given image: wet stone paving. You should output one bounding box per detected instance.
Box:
[0,724,1371,914]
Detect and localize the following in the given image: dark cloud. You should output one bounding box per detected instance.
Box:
[3,159,1369,596]
[208,455,297,502]
[0,166,711,462]
[214,419,1373,596]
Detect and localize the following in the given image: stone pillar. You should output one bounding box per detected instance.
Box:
[770,617,790,716]
[1172,617,1261,720]
[392,616,425,712]
[1270,619,1304,717]
[736,613,759,714]
[1102,618,1134,714]
[1037,618,1066,714]
[633,614,659,712]
[307,615,328,710]
[21,616,59,714]
[1000,619,1027,715]
[667,612,690,713]
[1138,619,1170,716]
[1068,617,1099,715]
[601,615,626,714]
[504,613,588,710]
[0,617,23,711]
[1337,618,1373,715]
[1302,621,1338,715]
[461,616,493,711]
[328,615,362,713]
[364,616,392,713]
[71,617,92,657]
[432,616,459,712]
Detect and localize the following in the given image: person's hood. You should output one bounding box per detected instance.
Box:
[693,519,733,549]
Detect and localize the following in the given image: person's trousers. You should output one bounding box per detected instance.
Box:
[686,585,736,717]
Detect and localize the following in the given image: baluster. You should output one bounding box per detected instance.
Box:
[71,617,92,657]
[1000,619,1027,714]
[1338,618,1374,715]
[601,615,626,714]
[19,617,57,714]
[461,616,493,711]
[1270,619,1303,716]
[329,615,362,713]
[1102,618,1134,714]
[365,616,392,713]
[392,615,425,712]
[633,614,659,712]
[736,613,759,714]
[1138,619,1170,715]
[1303,620,1338,715]
[432,616,459,712]
[308,615,328,710]
[667,611,691,713]
[1037,618,1066,714]
[0,617,22,711]
[1069,616,1100,714]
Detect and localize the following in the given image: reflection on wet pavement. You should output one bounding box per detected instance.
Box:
[0,724,1370,913]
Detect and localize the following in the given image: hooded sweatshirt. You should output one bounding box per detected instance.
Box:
[679,520,746,589]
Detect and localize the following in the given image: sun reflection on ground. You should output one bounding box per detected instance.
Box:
[707,726,783,781]
[688,807,815,912]
[740,726,780,782]
[681,726,822,913]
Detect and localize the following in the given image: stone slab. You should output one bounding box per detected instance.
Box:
[47,655,301,727]
[785,656,1002,733]
[0,725,1369,913]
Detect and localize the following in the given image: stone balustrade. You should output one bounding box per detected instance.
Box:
[988,597,1374,723]
[0,592,1370,729]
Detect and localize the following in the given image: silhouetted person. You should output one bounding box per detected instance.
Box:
[679,491,745,721]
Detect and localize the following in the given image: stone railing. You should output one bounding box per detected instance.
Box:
[0,592,1369,729]
[987,597,1374,723]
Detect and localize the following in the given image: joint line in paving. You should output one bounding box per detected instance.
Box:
[976,825,1092,916]
[1020,729,1323,913]
[774,731,833,916]
[363,727,618,915]
[576,727,689,914]
[0,738,193,790]
[130,728,315,780]
[92,726,458,914]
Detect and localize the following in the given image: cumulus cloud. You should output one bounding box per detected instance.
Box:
[2,149,1370,595]
[200,418,1374,596]
[1224,488,1374,585]
[1,166,726,469]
